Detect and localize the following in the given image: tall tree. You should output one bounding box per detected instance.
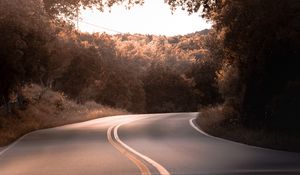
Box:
[169,0,300,130]
[0,0,54,107]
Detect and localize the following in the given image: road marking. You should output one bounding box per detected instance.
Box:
[189,117,268,148]
[0,132,32,157]
[114,120,171,175]
[107,122,151,175]
[190,117,266,144]
[0,114,127,158]
[189,117,291,152]
[107,116,171,175]
[189,118,211,137]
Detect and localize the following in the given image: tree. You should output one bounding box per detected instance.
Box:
[0,0,54,110]
[143,61,198,113]
[43,0,144,23]
[59,46,101,102]
[187,58,221,106]
[169,0,300,131]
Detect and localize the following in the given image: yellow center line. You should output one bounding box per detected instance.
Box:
[107,124,152,175]
[114,118,171,175]
[107,116,171,175]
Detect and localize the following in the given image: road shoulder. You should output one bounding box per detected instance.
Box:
[0,146,6,152]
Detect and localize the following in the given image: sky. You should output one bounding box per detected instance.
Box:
[78,0,211,36]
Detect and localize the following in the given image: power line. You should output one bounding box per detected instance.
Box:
[78,21,124,34]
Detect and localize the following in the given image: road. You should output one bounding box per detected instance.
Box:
[0,113,300,175]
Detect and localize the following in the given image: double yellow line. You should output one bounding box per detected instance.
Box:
[107,118,170,175]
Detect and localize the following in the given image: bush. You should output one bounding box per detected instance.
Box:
[0,84,128,146]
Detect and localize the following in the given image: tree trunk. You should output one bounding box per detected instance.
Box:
[16,87,26,110]
[2,95,11,114]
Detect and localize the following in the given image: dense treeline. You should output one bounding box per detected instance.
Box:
[0,0,219,114]
[56,31,220,113]
[2,0,299,137]
[169,0,300,134]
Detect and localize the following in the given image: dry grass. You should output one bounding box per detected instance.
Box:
[0,84,128,146]
[196,105,300,153]
[196,106,225,131]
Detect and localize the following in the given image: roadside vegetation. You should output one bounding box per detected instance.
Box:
[0,0,215,146]
[184,0,300,152]
[1,0,299,152]
[0,84,126,146]
[196,106,300,152]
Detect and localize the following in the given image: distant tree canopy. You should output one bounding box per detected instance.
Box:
[53,31,212,113]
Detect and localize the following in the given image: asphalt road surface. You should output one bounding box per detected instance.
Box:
[1,113,300,175]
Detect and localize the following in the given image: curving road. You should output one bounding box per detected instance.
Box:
[1,113,300,175]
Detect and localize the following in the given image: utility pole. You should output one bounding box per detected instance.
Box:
[76,7,79,30]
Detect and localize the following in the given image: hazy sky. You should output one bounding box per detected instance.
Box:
[78,0,211,36]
